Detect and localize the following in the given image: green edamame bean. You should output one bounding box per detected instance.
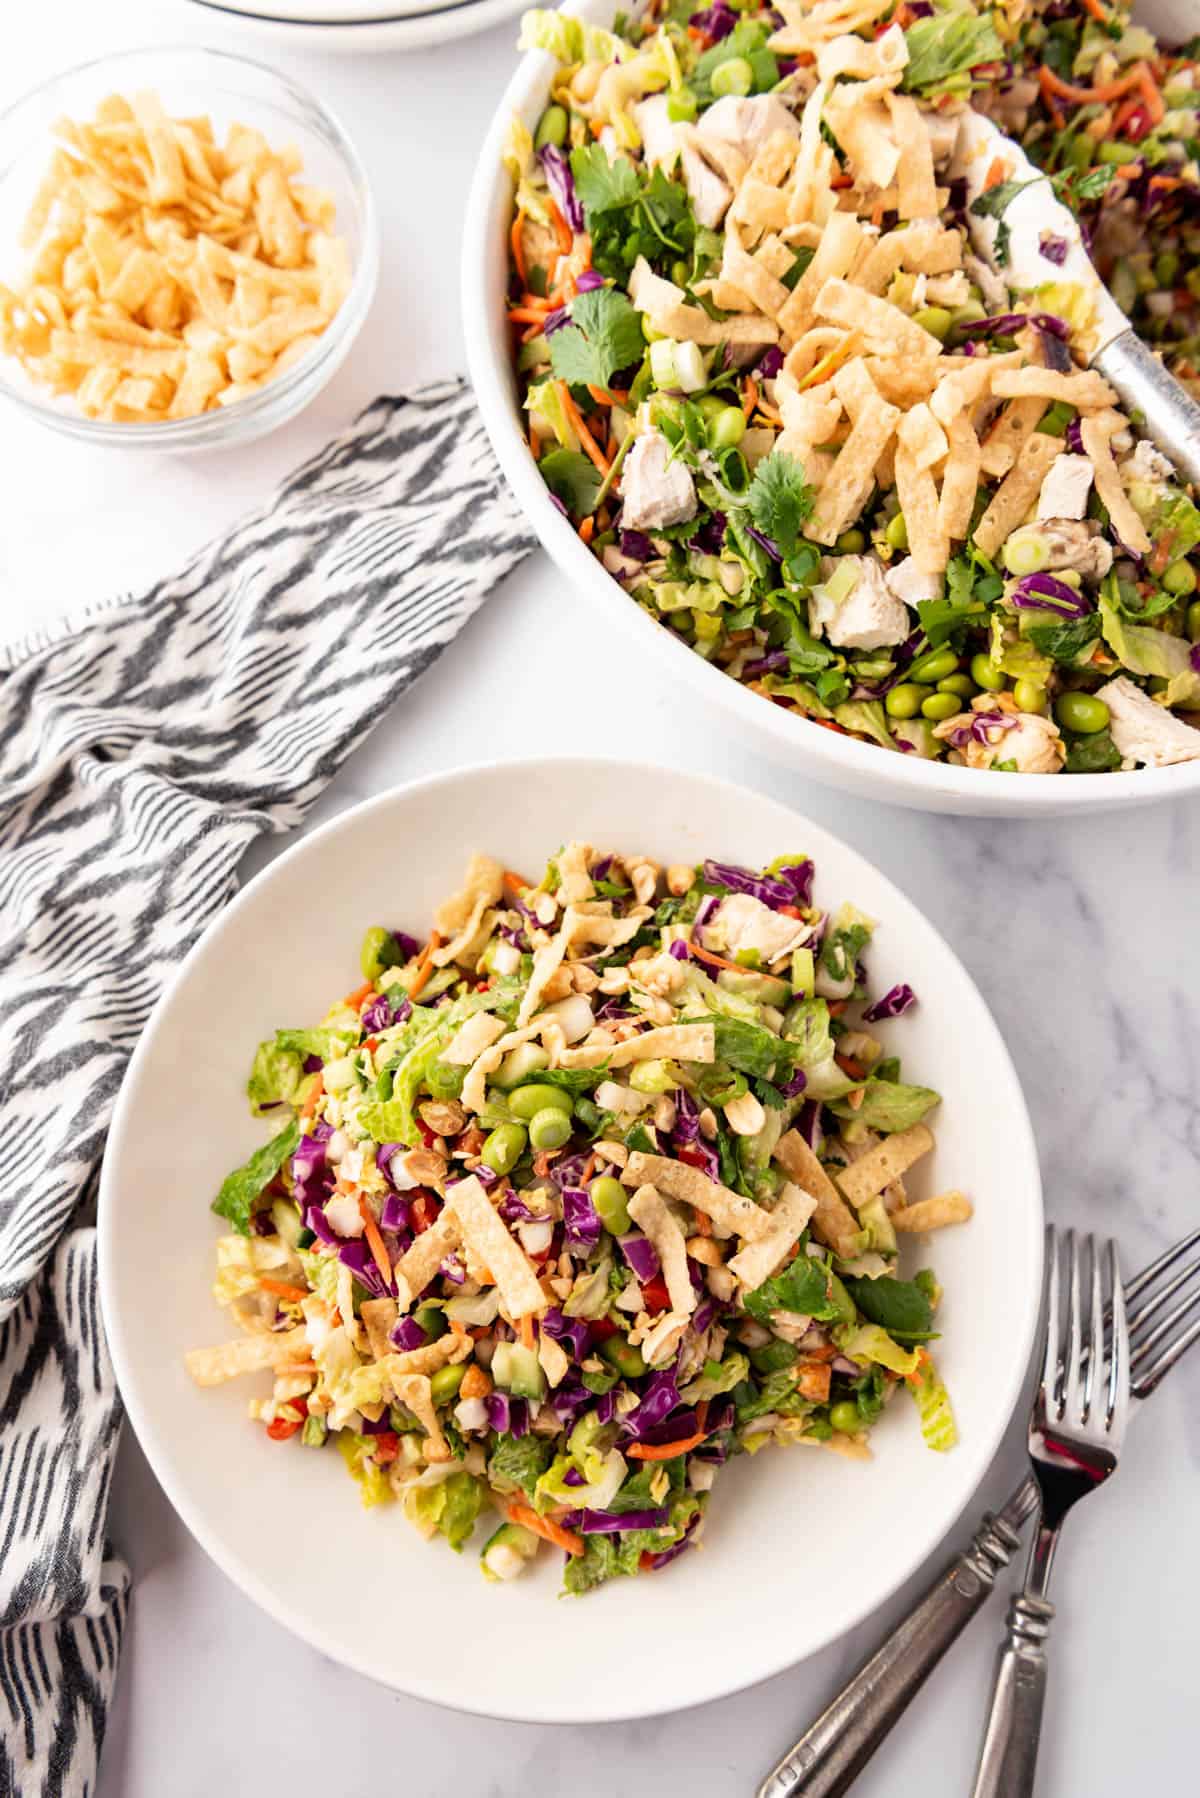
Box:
[1098,140,1139,165]
[949,300,987,331]
[912,305,953,342]
[1054,691,1110,735]
[884,683,924,720]
[708,405,746,451]
[528,1106,572,1151]
[360,925,399,982]
[1013,677,1048,714]
[909,646,959,684]
[599,1336,648,1379]
[1188,599,1200,641]
[671,259,690,287]
[1163,558,1198,596]
[835,528,866,553]
[414,1303,446,1341]
[508,1083,573,1121]
[938,673,977,699]
[971,652,1006,692]
[711,56,753,98]
[1155,250,1180,288]
[829,1400,861,1434]
[921,691,961,721]
[481,1122,527,1176]
[430,1363,465,1405]
[590,1176,631,1235]
[884,512,908,551]
[534,104,568,150]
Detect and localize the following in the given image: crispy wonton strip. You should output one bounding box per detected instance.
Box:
[895,442,949,574]
[727,1182,818,1289]
[806,360,900,544]
[1080,414,1152,555]
[776,210,863,342]
[557,1022,715,1071]
[836,1123,935,1207]
[989,366,1117,410]
[620,1151,773,1242]
[815,278,939,362]
[446,1175,546,1319]
[891,1190,974,1231]
[887,94,938,221]
[978,397,1046,481]
[972,430,1062,560]
[773,1130,861,1258]
[393,1210,462,1312]
[938,413,982,541]
[391,1374,447,1456]
[627,1185,696,1316]
[184,1325,309,1386]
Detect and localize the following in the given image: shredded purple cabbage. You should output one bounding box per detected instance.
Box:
[1011,572,1093,617]
[781,1067,808,1098]
[746,523,781,561]
[361,990,409,1034]
[390,1315,427,1351]
[796,1098,824,1151]
[499,1190,544,1224]
[756,344,784,380]
[336,1236,392,1299]
[621,1369,683,1441]
[542,1307,590,1360]
[1039,233,1069,267]
[563,1507,671,1532]
[302,1053,323,1074]
[548,1379,594,1427]
[693,1297,717,1334]
[1065,417,1084,454]
[620,528,655,562]
[618,1232,661,1285]
[689,510,728,554]
[562,1466,585,1488]
[862,983,917,1023]
[942,710,1019,751]
[379,1193,409,1231]
[702,857,812,912]
[440,1254,466,1286]
[644,1516,701,1570]
[960,312,1070,342]
[485,1393,529,1436]
[550,1151,592,1193]
[562,1187,602,1253]
[537,144,583,233]
[668,937,691,962]
[575,268,604,293]
[688,1,737,38]
[742,649,791,679]
[1191,643,1200,674]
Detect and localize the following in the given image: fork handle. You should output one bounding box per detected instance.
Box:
[970,1592,1056,1798]
[755,1506,1027,1798]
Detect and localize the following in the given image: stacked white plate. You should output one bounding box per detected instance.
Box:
[185,0,528,52]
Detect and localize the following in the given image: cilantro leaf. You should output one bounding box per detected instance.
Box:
[538,447,603,516]
[746,450,815,559]
[568,146,695,282]
[1023,614,1102,664]
[968,178,1040,267]
[548,287,646,390]
[1064,729,1122,774]
[1053,164,1117,204]
[569,145,641,215]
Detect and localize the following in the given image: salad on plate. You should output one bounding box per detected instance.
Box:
[187,845,972,1593]
[505,0,1200,775]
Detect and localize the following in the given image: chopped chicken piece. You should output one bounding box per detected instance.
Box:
[621,430,697,530]
[680,143,732,228]
[695,95,800,163]
[632,94,681,168]
[810,555,909,650]
[1037,520,1113,583]
[884,556,942,609]
[1099,675,1200,767]
[1037,453,1094,523]
[705,892,811,967]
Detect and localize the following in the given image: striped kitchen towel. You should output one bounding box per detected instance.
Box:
[0,378,535,1798]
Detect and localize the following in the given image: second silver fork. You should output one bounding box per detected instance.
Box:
[969,1229,1129,1797]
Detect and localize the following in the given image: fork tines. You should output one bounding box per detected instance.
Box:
[1126,1226,1200,1397]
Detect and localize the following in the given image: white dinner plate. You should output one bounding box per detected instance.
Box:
[183,0,528,51]
[99,757,1043,1721]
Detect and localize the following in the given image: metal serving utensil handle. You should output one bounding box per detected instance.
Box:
[756,1503,1029,1798]
[1092,329,1200,488]
[970,1592,1055,1798]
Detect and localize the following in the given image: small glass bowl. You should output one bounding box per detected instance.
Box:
[0,47,378,450]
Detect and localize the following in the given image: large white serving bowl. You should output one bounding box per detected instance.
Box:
[462,0,1200,817]
[99,758,1042,1721]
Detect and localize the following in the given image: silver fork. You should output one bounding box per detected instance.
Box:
[969,1229,1128,1797]
[756,1226,1200,1798]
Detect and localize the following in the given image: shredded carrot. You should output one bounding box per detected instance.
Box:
[578,516,595,544]
[690,941,754,977]
[547,198,573,256]
[407,933,443,1002]
[1081,0,1108,18]
[1150,529,1177,576]
[300,1074,324,1121]
[1040,61,1152,108]
[533,1150,558,1179]
[835,1052,867,1081]
[846,1087,865,1111]
[519,1313,535,1350]
[505,1501,585,1556]
[579,1153,597,1186]
[503,869,531,896]
[827,1000,848,1017]
[556,382,611,476]
[344,980,375,1011]
[691,1209,712,1237]
[797,331,862,393]
[358,1196,394,1291]
[627,1404,710,1461]
[510,215,527,287]
[508,306,553,326]
[260,1279,309,1303]
[586,383,615,410]
[741,377,759,420]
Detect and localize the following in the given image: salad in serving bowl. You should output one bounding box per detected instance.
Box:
[496,0,1200,783]
[188,841,972,1594]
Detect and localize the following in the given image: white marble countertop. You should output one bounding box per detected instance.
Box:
[5,4,1199,1794]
